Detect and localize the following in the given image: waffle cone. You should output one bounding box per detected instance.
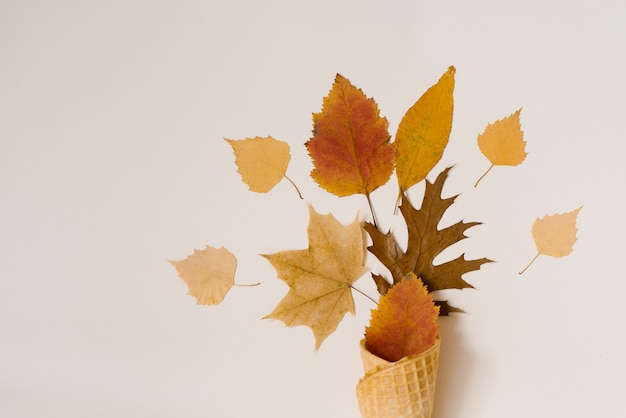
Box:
[356,336,441,418]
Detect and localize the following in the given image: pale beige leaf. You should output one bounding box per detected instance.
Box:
[532,207,582,257]
[225,136,291,193]
[169,246,236,305]
[520,206,583,274]
[262,205,367,350]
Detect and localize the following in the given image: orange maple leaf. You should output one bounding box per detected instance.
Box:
[365,274,439,362]
[262,205,367,349]
[306,74,395,198]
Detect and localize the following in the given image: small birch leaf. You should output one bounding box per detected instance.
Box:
[226,136,292,193]
[169,246,237,305]
[520,206,583,274]
[475,109,527,187]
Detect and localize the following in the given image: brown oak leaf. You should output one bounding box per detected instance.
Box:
[364,167,492,312]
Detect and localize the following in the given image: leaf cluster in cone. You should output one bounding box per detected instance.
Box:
[170,66,581,352]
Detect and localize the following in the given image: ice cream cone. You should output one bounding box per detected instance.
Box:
[356,336,440,418]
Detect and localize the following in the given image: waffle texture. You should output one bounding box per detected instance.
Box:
[356,337,440,418]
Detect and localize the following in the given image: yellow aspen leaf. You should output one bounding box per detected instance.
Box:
[169,246,237,305]
[262,205,367,350]
[365,274,439,362]
[474,108,527,187]
[395,66,455,193]
[306,74,395,198]
[520,206,583,274]
[225,136,301,197]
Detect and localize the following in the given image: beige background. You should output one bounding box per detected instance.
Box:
[2,1,625,417]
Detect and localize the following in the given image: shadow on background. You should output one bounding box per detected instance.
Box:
[431,316,478,418]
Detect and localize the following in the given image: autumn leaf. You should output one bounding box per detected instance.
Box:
[395,66,455,194]
[474,108,527,187]
[435,300,464,316]
[365,274,439,362]
[520,206,582,274]
[169,246,237,305]
[306,74,395,198]
[364,167,492,312]
[226,136,302,198]
[262,205,367,349]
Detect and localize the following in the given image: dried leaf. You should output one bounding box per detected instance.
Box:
[371,272,392,296]
[262,205,367,349]
[520,206,582,273]
[475,109,527,186]
[435,300,464,316]
[395,67,455,193]
[306,74,395,197]
[365,274,439,362]
[364,167,492,312]
[169,246,237,305]
[226,136,291,193]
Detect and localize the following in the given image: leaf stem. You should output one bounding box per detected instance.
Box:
[284,175,303,199]
[233,282,261,287]
[518,253,540,275]
[474,164,494,188]
[393,190,402,215]
[350,284,377,304]
[365,192,379,229]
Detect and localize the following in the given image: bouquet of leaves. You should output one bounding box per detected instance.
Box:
[170,67,581,417]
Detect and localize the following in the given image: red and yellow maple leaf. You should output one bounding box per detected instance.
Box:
[365,274,439,362]
[306,74,395,198]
